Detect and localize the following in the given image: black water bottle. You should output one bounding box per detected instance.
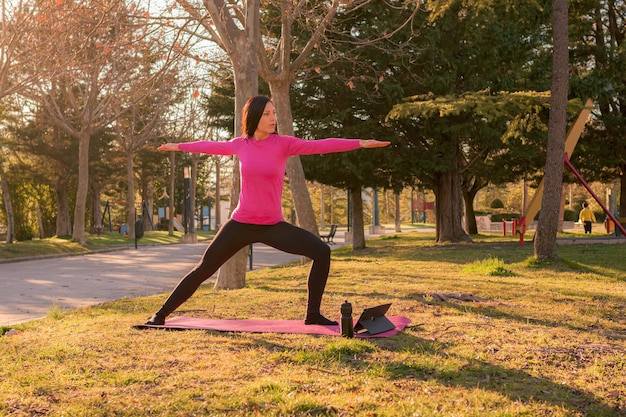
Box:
[341,300,354,338]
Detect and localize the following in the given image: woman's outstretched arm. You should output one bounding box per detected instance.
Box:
[158,141,237,156]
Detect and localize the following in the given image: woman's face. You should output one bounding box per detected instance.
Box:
[254,102,276,139]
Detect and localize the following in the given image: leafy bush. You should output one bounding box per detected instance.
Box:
[14,220,36,241]
[563,209,577,221]
[594,211,607,222]
[490,198,505,208]
[490,213,520,222]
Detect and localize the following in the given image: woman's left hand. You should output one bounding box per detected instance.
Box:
[360,139,391,148]
[157,143,180,151]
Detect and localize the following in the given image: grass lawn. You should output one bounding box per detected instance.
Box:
[0,230,214,261]
[1,232,625,416]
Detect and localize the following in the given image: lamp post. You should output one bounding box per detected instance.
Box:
[182,166,197,243]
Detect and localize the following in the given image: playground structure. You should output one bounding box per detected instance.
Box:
[517,98,626,243]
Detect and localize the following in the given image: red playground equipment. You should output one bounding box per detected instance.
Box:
[517,99,626,244]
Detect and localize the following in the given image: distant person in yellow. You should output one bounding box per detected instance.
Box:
[579,202,596,234]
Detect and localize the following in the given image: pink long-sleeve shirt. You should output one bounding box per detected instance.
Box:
[178,134,361,225]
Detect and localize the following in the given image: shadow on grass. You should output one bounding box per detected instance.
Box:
[379,337,620,416]
[349,332,619,415]
[252,276,625,340]
[214,330,620,416]
[407,293,626,342]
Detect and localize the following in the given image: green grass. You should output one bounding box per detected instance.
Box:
[0,230,214,260]
[462,256,515,277]
[1,232,625,416]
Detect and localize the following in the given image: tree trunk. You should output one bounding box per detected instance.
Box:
[350,185,366,250]
[433,169,471,243]
[269,80,319,235]
[433,146,471,243]
[36,203,44,239]
[72,132,90,244]
[90,178,102,233]
[382,190,387,225]
[126,151,136,240]
[463,189,479,235]
[54,123,72,237]
[395,192,401,232]
[617,162,626,220]
[214,176,250,291]
[535,0,568,259]
[1,174,15,243]
[55,177,72,237]
[143,175,154,231]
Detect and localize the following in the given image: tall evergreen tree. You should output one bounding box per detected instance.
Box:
[298,0,553,242]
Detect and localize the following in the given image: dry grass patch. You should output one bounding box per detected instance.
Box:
[1,232,625,416]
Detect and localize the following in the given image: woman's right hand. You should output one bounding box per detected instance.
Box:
[157,143,180,151]
[360,139,391,148]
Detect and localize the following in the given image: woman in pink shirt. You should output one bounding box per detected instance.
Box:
[145,95,389,326]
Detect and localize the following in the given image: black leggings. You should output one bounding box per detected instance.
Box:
[156,220,331,318]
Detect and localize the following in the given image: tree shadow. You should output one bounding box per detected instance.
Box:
[369,333,622,416]
[230,330,621,415]
[408,293,626,342]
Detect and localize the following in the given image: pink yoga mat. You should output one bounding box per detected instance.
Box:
[137,315,411,338]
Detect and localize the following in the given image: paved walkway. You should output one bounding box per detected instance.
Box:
[1,226,419,326]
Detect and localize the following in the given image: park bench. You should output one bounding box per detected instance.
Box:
[320,224,338,245]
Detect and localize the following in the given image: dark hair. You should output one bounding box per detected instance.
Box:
[583,202,589,208]
[241,95,274,138]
